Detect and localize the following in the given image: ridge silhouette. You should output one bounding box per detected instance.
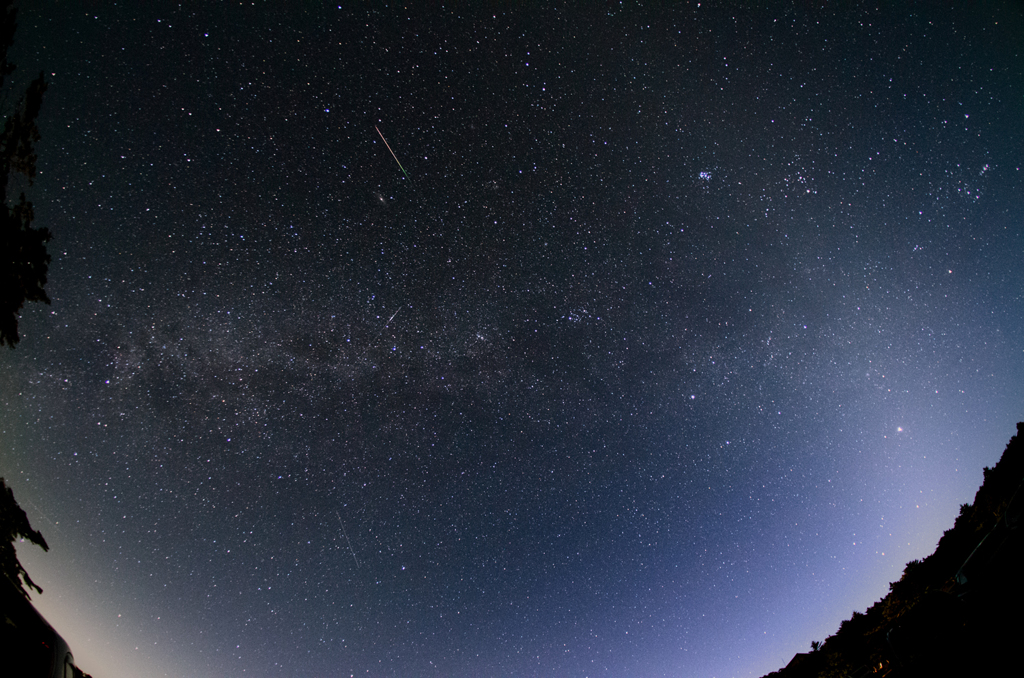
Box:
[763,422,1024,678]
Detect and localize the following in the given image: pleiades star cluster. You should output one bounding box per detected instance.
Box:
[1,3,1022,677]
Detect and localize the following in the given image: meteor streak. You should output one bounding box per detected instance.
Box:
[375,126,410,180]
[337,511,360,569]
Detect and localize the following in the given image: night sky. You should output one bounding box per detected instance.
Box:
[2,3,1023,677]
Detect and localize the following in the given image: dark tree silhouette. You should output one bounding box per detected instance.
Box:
[0,478,48,597]
[0,0,49,603]
[0,8,94,677]
[763,423,1024,678]
[0,0,49,349]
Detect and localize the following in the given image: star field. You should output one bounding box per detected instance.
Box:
[2,3,1023,677]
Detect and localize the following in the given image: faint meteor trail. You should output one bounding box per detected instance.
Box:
[378,306,407,337]
[375,126,410,180]
[337,511,360,568]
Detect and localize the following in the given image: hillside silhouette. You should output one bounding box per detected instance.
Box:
[762,422,1024,678]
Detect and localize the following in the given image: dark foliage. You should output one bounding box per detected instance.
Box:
[764,422,1024,678]
[0,0,49,348]
[0,8,93,677]
[0,477,48,597]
